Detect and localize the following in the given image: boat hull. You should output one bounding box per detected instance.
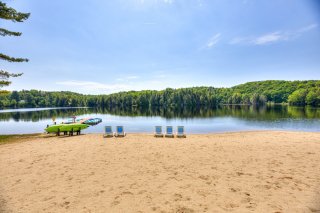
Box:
[45,124,89,133]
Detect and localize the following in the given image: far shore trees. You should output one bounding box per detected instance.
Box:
[0,80,320,108]
[0,1,30,94]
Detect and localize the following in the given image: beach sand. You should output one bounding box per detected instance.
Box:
[0,131,319,213]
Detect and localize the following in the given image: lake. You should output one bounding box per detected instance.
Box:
[0,106,319,135]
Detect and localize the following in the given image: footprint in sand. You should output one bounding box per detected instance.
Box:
[42,196,55,202]
[179,184,191,189]
[230,188,240,192]
[196,190,209,197]
[138,190,147,195]
[111,200,120,206]
[198,175,210,181]
[308,207,320,212]
[121,191,133,195]
[94,190,105,196]
[130,182,139,189]
[151,206,160,211]
[175,206,195,213]
[111,191,134,206]
[225,203,240,209]
[173,193,183,201]
[60,201,70,209]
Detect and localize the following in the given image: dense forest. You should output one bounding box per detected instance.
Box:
[0,80,319,109]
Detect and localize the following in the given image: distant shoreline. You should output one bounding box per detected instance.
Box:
[1,80,319,109]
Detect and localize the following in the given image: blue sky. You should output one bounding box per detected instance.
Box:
[1,0,320,94]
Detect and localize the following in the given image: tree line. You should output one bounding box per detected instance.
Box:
[0,80,319,109]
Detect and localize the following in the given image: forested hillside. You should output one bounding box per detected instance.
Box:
[0,80,319,109]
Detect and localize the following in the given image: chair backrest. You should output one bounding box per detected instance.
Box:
[105,126,112,133]
[166,126,173,134]
[155,126,162,134]
[117,126,124,134]
[177,126,184,135]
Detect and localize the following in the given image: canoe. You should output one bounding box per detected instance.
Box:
[83,118,102,125]
[45,124,89,133]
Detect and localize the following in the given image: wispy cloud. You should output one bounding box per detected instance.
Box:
[136,0,174,5]
[56,80,128,93]
[116,75,140,82]
[163,0,174,4]
[127,75,139,79]
[298,23,318,33]
[254,32,288,45]
[206,33,221,48]
[230,23,318,45]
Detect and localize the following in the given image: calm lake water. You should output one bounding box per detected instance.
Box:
[0,106,319,135]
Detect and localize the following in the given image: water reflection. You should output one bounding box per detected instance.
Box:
[0,105,319,122]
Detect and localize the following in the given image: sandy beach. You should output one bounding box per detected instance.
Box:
[0,131,319,213]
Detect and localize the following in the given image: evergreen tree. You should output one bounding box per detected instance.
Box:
[0,1,30,93]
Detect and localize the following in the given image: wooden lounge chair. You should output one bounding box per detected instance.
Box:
[176,126,186,138]
[104,126,113,137]
[115,126,126,137]
[165,126,174,138]
[154,126,163,137]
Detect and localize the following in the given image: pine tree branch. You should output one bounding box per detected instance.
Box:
[0,80,11,86]
[0,28,21,36]
[0,2,30,22]
[0,70,23,79]
[0,53,29,62]
[0,70,22,90]
[0,1,29,91]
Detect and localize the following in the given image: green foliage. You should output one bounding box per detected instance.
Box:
[0,2,30,22]
[0,53,29,62]
[288,89,308,106]
[306,88,320,106]
[0,28,22,36]
[0,1,29,90]
[0,81,319,109]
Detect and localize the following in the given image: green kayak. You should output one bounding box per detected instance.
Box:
[45,123,89,133]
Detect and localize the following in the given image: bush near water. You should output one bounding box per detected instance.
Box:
[1,80,320,109]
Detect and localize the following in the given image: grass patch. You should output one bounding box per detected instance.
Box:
[0,134,42,145]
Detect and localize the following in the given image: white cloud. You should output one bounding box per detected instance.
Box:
[230,23,318,45]
[254,32,288,45]
[206,33,221,48]
[136,0,174,5]
[116,75,139,82]
[56,80,128,93]
[127,75,139,79]
[163,0,174,4]
[54,70,195,94]
[298,23,318,33]
[156,74,167,78]
[230,32,289,45]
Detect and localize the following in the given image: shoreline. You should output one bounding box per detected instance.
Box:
[1,129,320,139]
[1,131,319,212]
